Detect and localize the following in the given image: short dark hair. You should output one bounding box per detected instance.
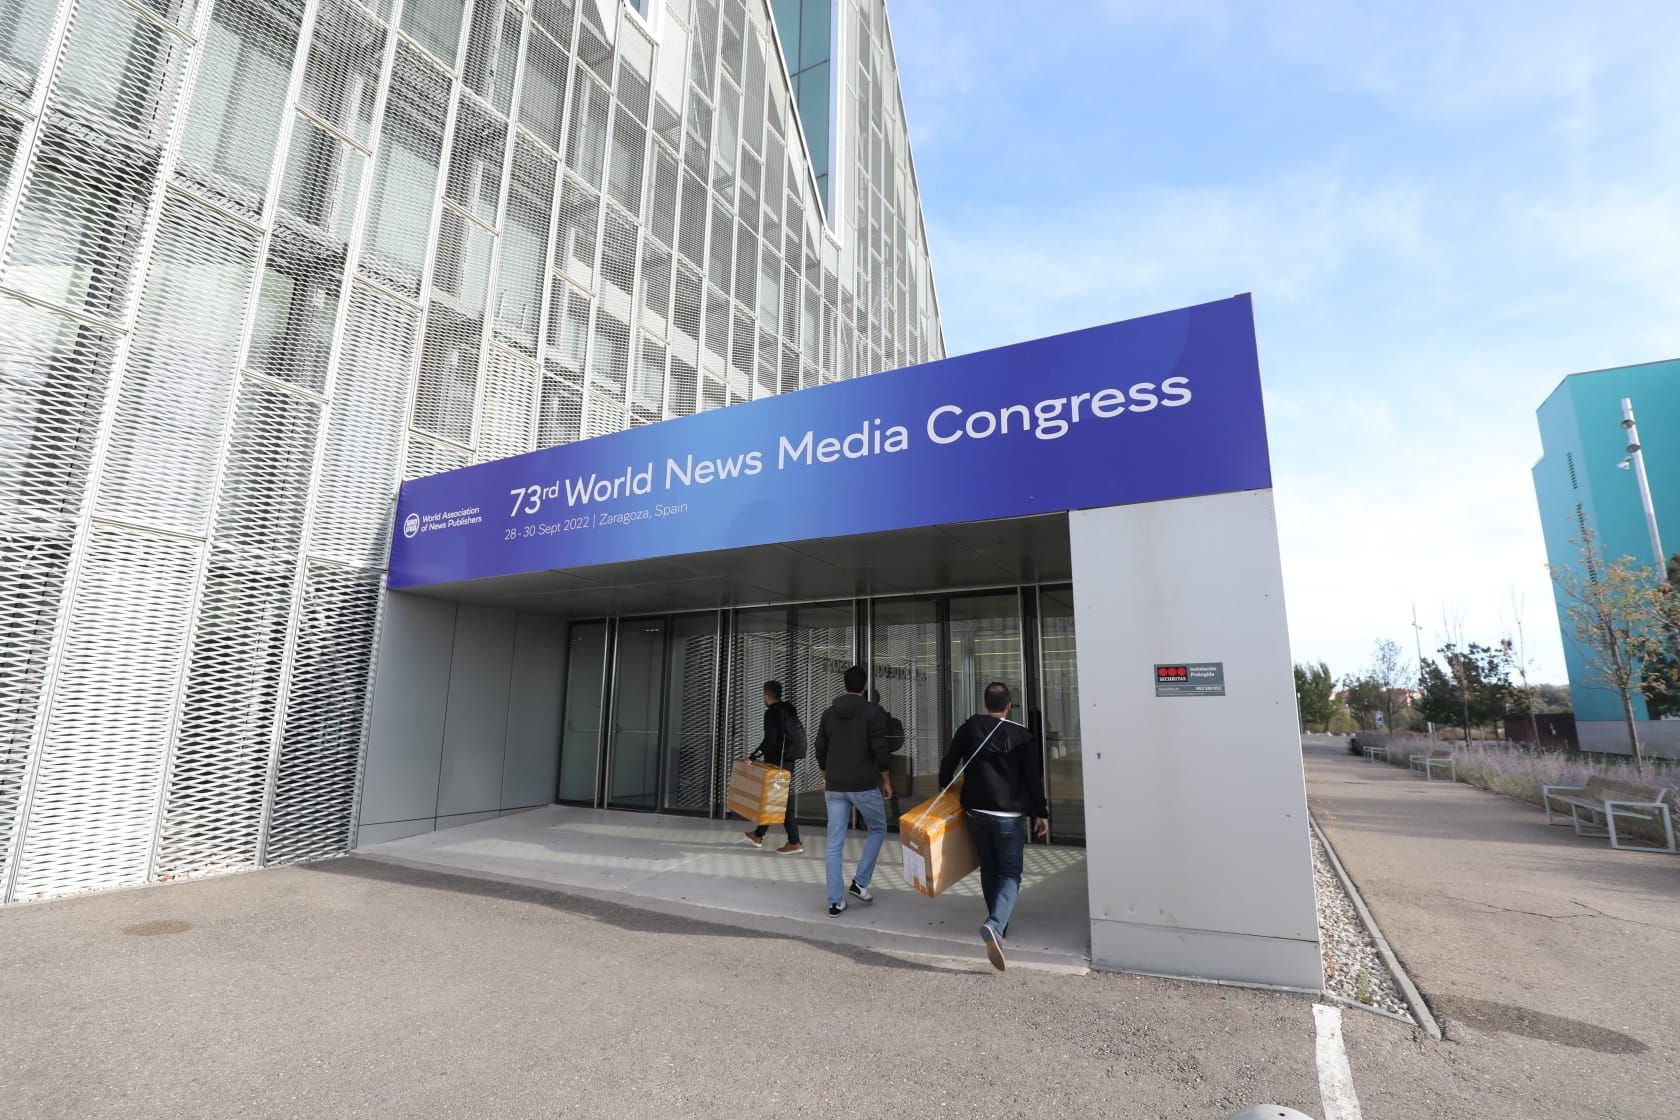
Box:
[763,680,783,700]
[983,682,1011,713]
[843,665,868,694]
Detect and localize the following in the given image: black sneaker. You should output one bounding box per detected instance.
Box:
[981,923,1007,972]
[848,881,874,903]
[828,901,847,917]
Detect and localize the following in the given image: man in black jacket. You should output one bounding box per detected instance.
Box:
[938,681,1049,971]
[743,680,803,854]
[814,665,891,917]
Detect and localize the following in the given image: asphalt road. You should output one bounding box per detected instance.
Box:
[3,857,1333,1119]
[4,744,1673,1118]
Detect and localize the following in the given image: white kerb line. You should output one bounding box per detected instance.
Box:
[1313,1003,1363,1120]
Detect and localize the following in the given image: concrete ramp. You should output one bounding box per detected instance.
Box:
[356,805,1090,970]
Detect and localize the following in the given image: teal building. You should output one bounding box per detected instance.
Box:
[1533,360,1680,756]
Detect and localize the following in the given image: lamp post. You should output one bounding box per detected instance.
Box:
[1412,604,1430,739]
[1620,397,1665,570]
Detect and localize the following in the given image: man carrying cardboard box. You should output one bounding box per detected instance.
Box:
[741,680,805,854]
[814,665,892,917]
[938,682,1049,972]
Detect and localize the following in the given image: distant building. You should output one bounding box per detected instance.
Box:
[1532,360,1680,757]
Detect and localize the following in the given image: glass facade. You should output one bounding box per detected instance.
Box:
[0,0,941,903]
[561,588,1085,842]
[768,0,830,209]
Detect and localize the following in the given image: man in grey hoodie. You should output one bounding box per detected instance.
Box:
[813,664,891,916]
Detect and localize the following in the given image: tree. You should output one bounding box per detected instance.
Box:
[1532,683,1573,712]
[1436,611,1478,743]
[1417,643,1509,742]
[1414,657,1459,735]
[1294,661,1336,732]
[1368,638,1410,733]
[1550,529,1677,769]
[1642,553,1680,720]
[1499,591,1537,718]
[1340,674,1385,730]
[1465,643,1512,736]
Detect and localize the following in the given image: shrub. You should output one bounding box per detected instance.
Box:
[1382,741,1677,844]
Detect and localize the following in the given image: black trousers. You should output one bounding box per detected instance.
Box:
[753,779,800,843]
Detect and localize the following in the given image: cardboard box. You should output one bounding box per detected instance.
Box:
[899,782,978,897]
[726,759,791,825]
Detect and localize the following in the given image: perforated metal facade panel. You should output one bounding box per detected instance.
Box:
[0,0,940,902]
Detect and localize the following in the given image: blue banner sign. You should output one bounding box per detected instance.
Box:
[389,295,1272,588]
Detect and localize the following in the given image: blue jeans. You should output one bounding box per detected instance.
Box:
[824,789,887,906]
[967,812,1026,936]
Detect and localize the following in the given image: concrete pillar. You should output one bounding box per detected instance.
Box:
[1070,489,1321,990]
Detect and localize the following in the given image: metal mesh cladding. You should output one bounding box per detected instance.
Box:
[0,0,941,902]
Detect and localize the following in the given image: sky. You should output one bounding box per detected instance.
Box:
[886,0,1680,686]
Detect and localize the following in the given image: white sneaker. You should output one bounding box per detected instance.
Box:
[848,881,874,903]
[828,900,847,917]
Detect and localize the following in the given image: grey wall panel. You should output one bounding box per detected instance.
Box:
[435,810,500,830]
[502,612,567,810]
[1577,719,1680,759]
[360,593,457,827]
[436,605,519,818]
[356,818,438,846]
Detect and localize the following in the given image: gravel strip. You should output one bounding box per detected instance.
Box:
[1311,827,1414,1021]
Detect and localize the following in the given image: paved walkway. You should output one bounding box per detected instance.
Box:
[356,805,1093,969]
[1303,737,1680,1118]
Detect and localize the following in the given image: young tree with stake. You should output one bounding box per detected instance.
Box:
[1368,638,1410,735]
[1550,529,1676,770]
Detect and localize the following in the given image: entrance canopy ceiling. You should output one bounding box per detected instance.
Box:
[404,514,1071,617]
[388,296,1270,604]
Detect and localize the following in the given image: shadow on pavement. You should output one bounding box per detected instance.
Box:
[1433,993,1649,1055]
[304,855,968,976]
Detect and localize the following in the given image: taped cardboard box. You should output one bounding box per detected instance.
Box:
[899,783,978,897]
[726,759,791,825]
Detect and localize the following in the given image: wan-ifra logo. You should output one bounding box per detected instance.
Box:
[403,513,420,539]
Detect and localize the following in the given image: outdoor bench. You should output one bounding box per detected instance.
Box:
[1409,750,1455,781]
[1348,735,1390,762]
[1542,776,1677,853]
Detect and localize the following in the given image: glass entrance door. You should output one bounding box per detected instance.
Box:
[724,602,856,822]
[558,622,608,803]
[607,617,666,808]
[1039,587,1083,841]
[948,592,1026,731]
[659,613,719,813]
[556,588,1076,838]
[869,597,941,809]
[787,603,857,820]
